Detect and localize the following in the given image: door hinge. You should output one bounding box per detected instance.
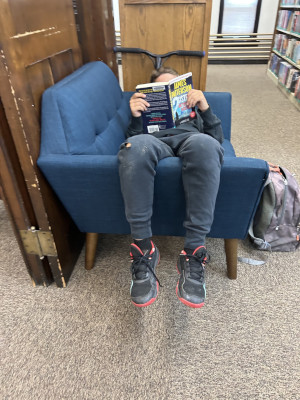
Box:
[20,227,57,258]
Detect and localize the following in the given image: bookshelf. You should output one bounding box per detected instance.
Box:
[267,0,300,111]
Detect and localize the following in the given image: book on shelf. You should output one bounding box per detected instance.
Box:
[274,33,287,53]
[286,39,300,64]
[294,76,300,100]
[291,11,300,33]
[273,34,300,64]
[286,68,300,92]
[285,38,296,57]
[274,33,284,52]
[292,41,300,63]
[278,10,294,30]
[269,53,281,75]
[278,61,292,85]
[281,0,300,6]
[282,35,289,55]
[135,72,196,134]
[278,10,300,33]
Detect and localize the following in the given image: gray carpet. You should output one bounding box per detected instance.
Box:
[1,65,300,400]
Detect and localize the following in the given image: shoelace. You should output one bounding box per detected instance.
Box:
[185,251,209,281]
[131,253,162,287]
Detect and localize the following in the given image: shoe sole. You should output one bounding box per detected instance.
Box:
[131,253,160,308]
[176,283,205,308]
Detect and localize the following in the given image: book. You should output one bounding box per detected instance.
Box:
[269,53,281,75]
[291,11,300,34]
[281,35,289,55]
[294,75,300,100]
[286,38,296,58]
[274,34,286,53]
[285,68,300,92]
[293,41,300,64]
[278,61,292,85]
[278,10,294,30]
[135,72,195,134]
[281,0,300,5]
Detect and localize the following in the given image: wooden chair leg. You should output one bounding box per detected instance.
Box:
[85,233,99,270]
[224,238,238,279]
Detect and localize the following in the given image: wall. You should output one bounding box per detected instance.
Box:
[112,0,121,31]
[257,0,279,33]
[210,0,221,34]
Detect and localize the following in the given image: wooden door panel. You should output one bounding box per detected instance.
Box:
[49,50,76,82]
[74,0,118,74]
[0,99,53,286]
[25,49,76,115]
[25,60,55,113]
[8,1,80,65]
[119,0,212,91]
[0,0,117,286]
[0,0,83,287]
[124,0,205,3]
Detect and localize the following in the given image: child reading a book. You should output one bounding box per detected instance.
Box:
[118,67,224,308]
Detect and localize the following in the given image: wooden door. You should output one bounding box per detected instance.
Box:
[0,99,54,286]
[0,0,117,287]
[118,0,212,91]
[74,0,118,74]
[0,0,83,287]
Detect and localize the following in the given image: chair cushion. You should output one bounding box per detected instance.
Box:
[38,153,268,240]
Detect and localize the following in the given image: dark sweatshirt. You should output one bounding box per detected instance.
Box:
[126,106,224,145]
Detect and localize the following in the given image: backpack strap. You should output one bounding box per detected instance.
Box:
[238,256,267,265]
[238,222,270,265]
[248,215,272,251]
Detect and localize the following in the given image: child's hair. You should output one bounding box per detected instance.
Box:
[150,67,179,83]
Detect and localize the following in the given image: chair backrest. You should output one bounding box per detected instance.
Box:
[40,61,131,156]
[40,61,232,158]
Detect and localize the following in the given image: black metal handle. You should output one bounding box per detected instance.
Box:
[113,47,205,69]
[172,50,205,57]
[114,47,148,54]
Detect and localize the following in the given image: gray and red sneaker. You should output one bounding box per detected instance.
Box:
[176,246,209,308]
[130,241,160,307]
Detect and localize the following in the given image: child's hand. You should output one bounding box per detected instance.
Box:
[187,89,209,112]
[130,93,150,117]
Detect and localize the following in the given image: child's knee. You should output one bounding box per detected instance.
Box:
[119,137,150,167]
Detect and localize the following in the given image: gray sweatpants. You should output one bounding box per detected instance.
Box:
[118,132,224,249]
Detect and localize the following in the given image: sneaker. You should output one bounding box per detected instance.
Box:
[176,246,209,308]
[130,241,160,307]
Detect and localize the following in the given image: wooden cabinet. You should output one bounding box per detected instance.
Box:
[118,0,212,91]
[267,1,300,110]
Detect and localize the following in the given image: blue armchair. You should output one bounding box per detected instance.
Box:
[37,61,268,279]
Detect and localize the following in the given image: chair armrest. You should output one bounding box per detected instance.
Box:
[38,154,120,185]
[37,154,128,233]
[211,157,269,238]
[204,92,232,141]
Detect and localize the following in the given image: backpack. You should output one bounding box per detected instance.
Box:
[249,162,300,252]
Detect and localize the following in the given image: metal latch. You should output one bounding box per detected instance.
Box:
[20,227,57,258]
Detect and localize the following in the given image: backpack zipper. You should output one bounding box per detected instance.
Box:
[275,174,288,231]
